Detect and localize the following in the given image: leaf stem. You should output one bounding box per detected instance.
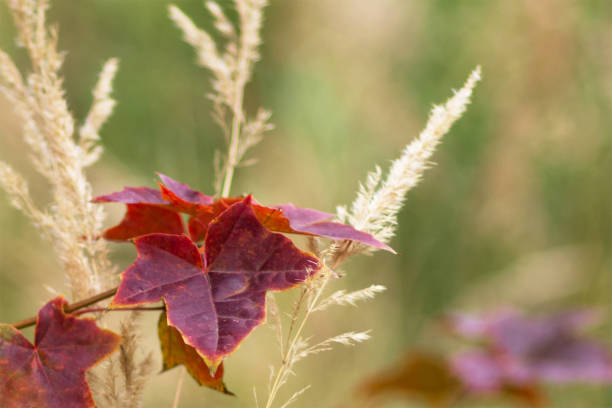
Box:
[71,306,165,317]
[11,286,119,329]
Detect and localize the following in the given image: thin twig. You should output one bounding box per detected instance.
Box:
[283,288,308,356]
[10,286,118,329]
[264,242,350,408]
[264,272,332,408]
[71,306,164,317]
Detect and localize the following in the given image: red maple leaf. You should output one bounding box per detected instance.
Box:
[0,297,121,408]
[94,183,184,240]
[111,197,321,370]
[158,173,215,206]
[95,173,393,252]
[103,204,184,240]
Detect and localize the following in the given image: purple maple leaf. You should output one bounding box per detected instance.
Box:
[447,310,612,387]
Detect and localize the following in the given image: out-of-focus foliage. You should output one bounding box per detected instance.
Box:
[358,352,463,407]
[356,309,612,407]
[0,1,610,407]
[356,351,545,407]
[448,310,612,386]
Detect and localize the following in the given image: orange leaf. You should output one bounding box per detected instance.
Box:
[158,311,232,395]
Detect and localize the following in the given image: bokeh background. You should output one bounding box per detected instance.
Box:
[0,0,611,407]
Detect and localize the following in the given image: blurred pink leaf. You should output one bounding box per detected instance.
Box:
[447,310,612,384]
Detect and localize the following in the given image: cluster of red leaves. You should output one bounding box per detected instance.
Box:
[110,199,321,381]
[96,173,393,251]
[0,174,389,407]
[96,174,389,390]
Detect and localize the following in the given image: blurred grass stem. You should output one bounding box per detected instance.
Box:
[172,367,187,408]
[221,82,245,197]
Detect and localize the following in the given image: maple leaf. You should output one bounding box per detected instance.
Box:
[158,312,232,395]
[157,173,214,206]
[93,175,216,241]
[94,183,185,240]
[274,203,394,252]
[0,297,120,408]
[111,197,321,370]
[94,185,168,205]
[95,173,393,252]
[103,204,184,240]
[447,310,612,384]
[188,215,208,242]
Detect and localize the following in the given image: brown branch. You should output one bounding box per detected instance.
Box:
[71,306,165,317]
[65,287,119,313]
[11,286,119,330]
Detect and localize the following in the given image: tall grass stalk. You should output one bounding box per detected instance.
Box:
[264,67,481,408]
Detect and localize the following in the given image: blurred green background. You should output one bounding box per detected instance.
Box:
[0,0,610,407]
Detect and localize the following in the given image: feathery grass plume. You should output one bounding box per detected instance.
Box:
[294,331,371,362]
[279,385,311,408]
[263,68,481,408]
[94,312,154,408]
[80,58,119,167]
[0,1,152,404]
[0,0,119,298]
[341,66,482,256]
[120,314,155,405]
[315,284,387,312]
[169,0,273,196]
[89,357,121,407]
[0,163,54,233]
